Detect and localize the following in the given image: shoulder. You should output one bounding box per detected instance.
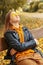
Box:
[5,29,17,33]
[4,30,16,36]
[22,26,32,35]
[22,26,30,32]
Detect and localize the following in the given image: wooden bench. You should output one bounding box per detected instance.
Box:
[0,37,43,58]
[0,37,8,51]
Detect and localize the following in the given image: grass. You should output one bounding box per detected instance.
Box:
[20,12,43,29]
[0,25,5,37]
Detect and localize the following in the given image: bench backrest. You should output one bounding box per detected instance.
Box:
[0,38,8,51]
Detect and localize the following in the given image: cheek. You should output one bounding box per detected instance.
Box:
[13,17,16,20]
[14,16,20,22]
[11,16,16,22]
[10,15,20,23]
[17,16,20,21]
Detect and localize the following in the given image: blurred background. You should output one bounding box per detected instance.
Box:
[0,0,43,36]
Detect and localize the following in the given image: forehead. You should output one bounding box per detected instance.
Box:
[10,11,19,17]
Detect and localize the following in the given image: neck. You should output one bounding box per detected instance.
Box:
[12,22,19,28]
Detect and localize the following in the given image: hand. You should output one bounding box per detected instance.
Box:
[10,48,17,56]
[34,39,39,46]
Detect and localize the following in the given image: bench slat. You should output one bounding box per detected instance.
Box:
[0,38,8,51]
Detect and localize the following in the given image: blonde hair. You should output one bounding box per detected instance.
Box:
[5,10,12,32]
[5,9,20,32]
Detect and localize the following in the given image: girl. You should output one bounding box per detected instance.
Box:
[4,9,43,65]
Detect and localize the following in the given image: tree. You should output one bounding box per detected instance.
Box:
[0,0,27,23]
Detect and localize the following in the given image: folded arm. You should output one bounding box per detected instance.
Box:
[4,32,36,51]
[4,31,37,52]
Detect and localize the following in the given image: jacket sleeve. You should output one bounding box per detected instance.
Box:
[4,31,36,52]
[22,29,37,49]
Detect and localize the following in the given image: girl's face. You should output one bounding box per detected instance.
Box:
[10,11,20,24]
